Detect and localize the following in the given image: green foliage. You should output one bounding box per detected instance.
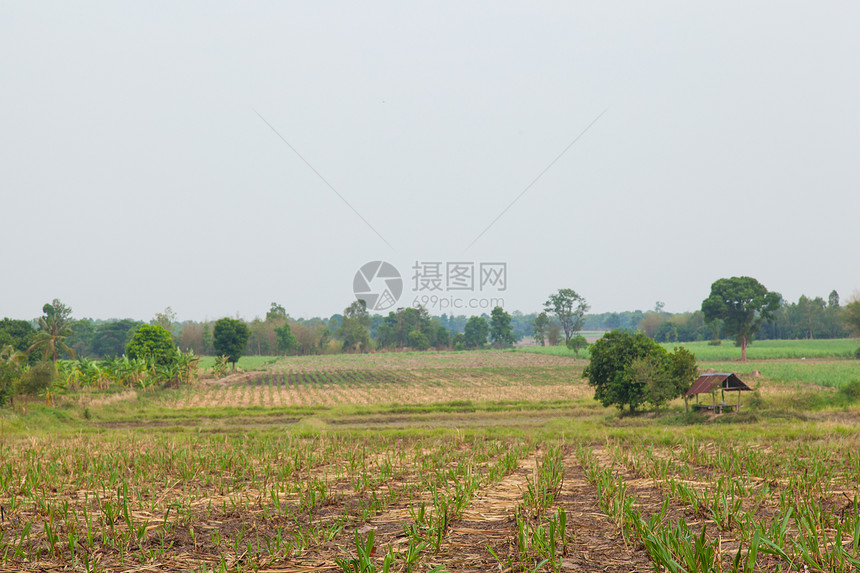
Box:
[489,306,515,348]
[435,325,449,348]
[407,329,430,351]
[274,322,298,355]
[844,300,860,337]
[338,300,371,352]
[213,318,250,367]
[701,277,781,360]
[0,318,36,354]
[544,289,590,345]
[566,334,588,356]
[126,325,177,366]
[584,330,697,413]
[531,312,550,346]
[464,316,489,349]
[266,302,288,323]
[0,344,28,406]
[837,380,860,403]
[29,299,76,363]
[376,306,439,349]
[19,362,56,396]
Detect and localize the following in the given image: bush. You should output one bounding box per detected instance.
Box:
[838,380,860,403]
[407,329,430,351]
[19,362,56,396]
[126,325,176,366]
[855,346,860,359]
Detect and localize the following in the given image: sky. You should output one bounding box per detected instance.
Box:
[2,2,859,322]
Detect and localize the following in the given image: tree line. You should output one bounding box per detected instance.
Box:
[3,284,859,367]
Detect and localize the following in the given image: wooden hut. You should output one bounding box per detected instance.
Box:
[685,373,752,413]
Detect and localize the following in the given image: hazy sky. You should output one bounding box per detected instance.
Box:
[2,2,859,322]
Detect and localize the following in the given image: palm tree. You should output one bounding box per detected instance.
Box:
[28,300,76,364]
[0,343,29,405]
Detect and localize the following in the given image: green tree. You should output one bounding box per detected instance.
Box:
[531,312,550,346]
[91,319,142,358]
[566,334,588,356]
[544,289,590,345]
[213,318,250,368]
[275,322,298,355]
[583,330,697,413]
[844,297,860,337]
[463,316,489,349]
[701,277,781,361]
[489,306,516,348]
[126,325,177,366]
[407,329,430,351]
[29,299,76,364]
[0,318,36,354]
[338,300,371,352]
[435,325,449,349]
[266,302,288,323]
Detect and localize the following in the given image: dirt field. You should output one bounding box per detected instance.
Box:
[1,351,858,571]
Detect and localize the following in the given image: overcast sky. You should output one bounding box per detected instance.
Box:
[2,2,859,322]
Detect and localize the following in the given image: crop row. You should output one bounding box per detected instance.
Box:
[579,435,860,571]
[245,366,580,388]
[0,432,536,571]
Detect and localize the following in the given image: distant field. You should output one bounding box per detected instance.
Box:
[518,338,860,361]
[699,359,860,389]
[662,338,859,361]
[199,349,582,373]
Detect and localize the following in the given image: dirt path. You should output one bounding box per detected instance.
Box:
[553,449,653,572]
[431,449,653,572]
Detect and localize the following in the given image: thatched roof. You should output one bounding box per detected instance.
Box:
[686,373,752,396]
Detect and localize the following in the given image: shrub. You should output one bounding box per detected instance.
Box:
[19,362,56,396]
[126,325,177,366]
[838,380,860,404]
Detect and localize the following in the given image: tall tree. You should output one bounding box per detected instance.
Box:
[544,289,590,345]
[338,300,371,352]
[153,307,177,334]
[531,312,550,346]
[213,318,250,368]
[463,316,489,349]
[266,302,288,323]
[796,295,826,339]
[701,276,781,360]
[29,299,76,364]
[275,322,298,355]
[489,306,516,348]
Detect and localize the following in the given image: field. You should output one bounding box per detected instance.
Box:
[519,338,860,361]
[0,348,859,572]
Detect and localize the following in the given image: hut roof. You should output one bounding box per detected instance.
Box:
[686,373,752,396]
